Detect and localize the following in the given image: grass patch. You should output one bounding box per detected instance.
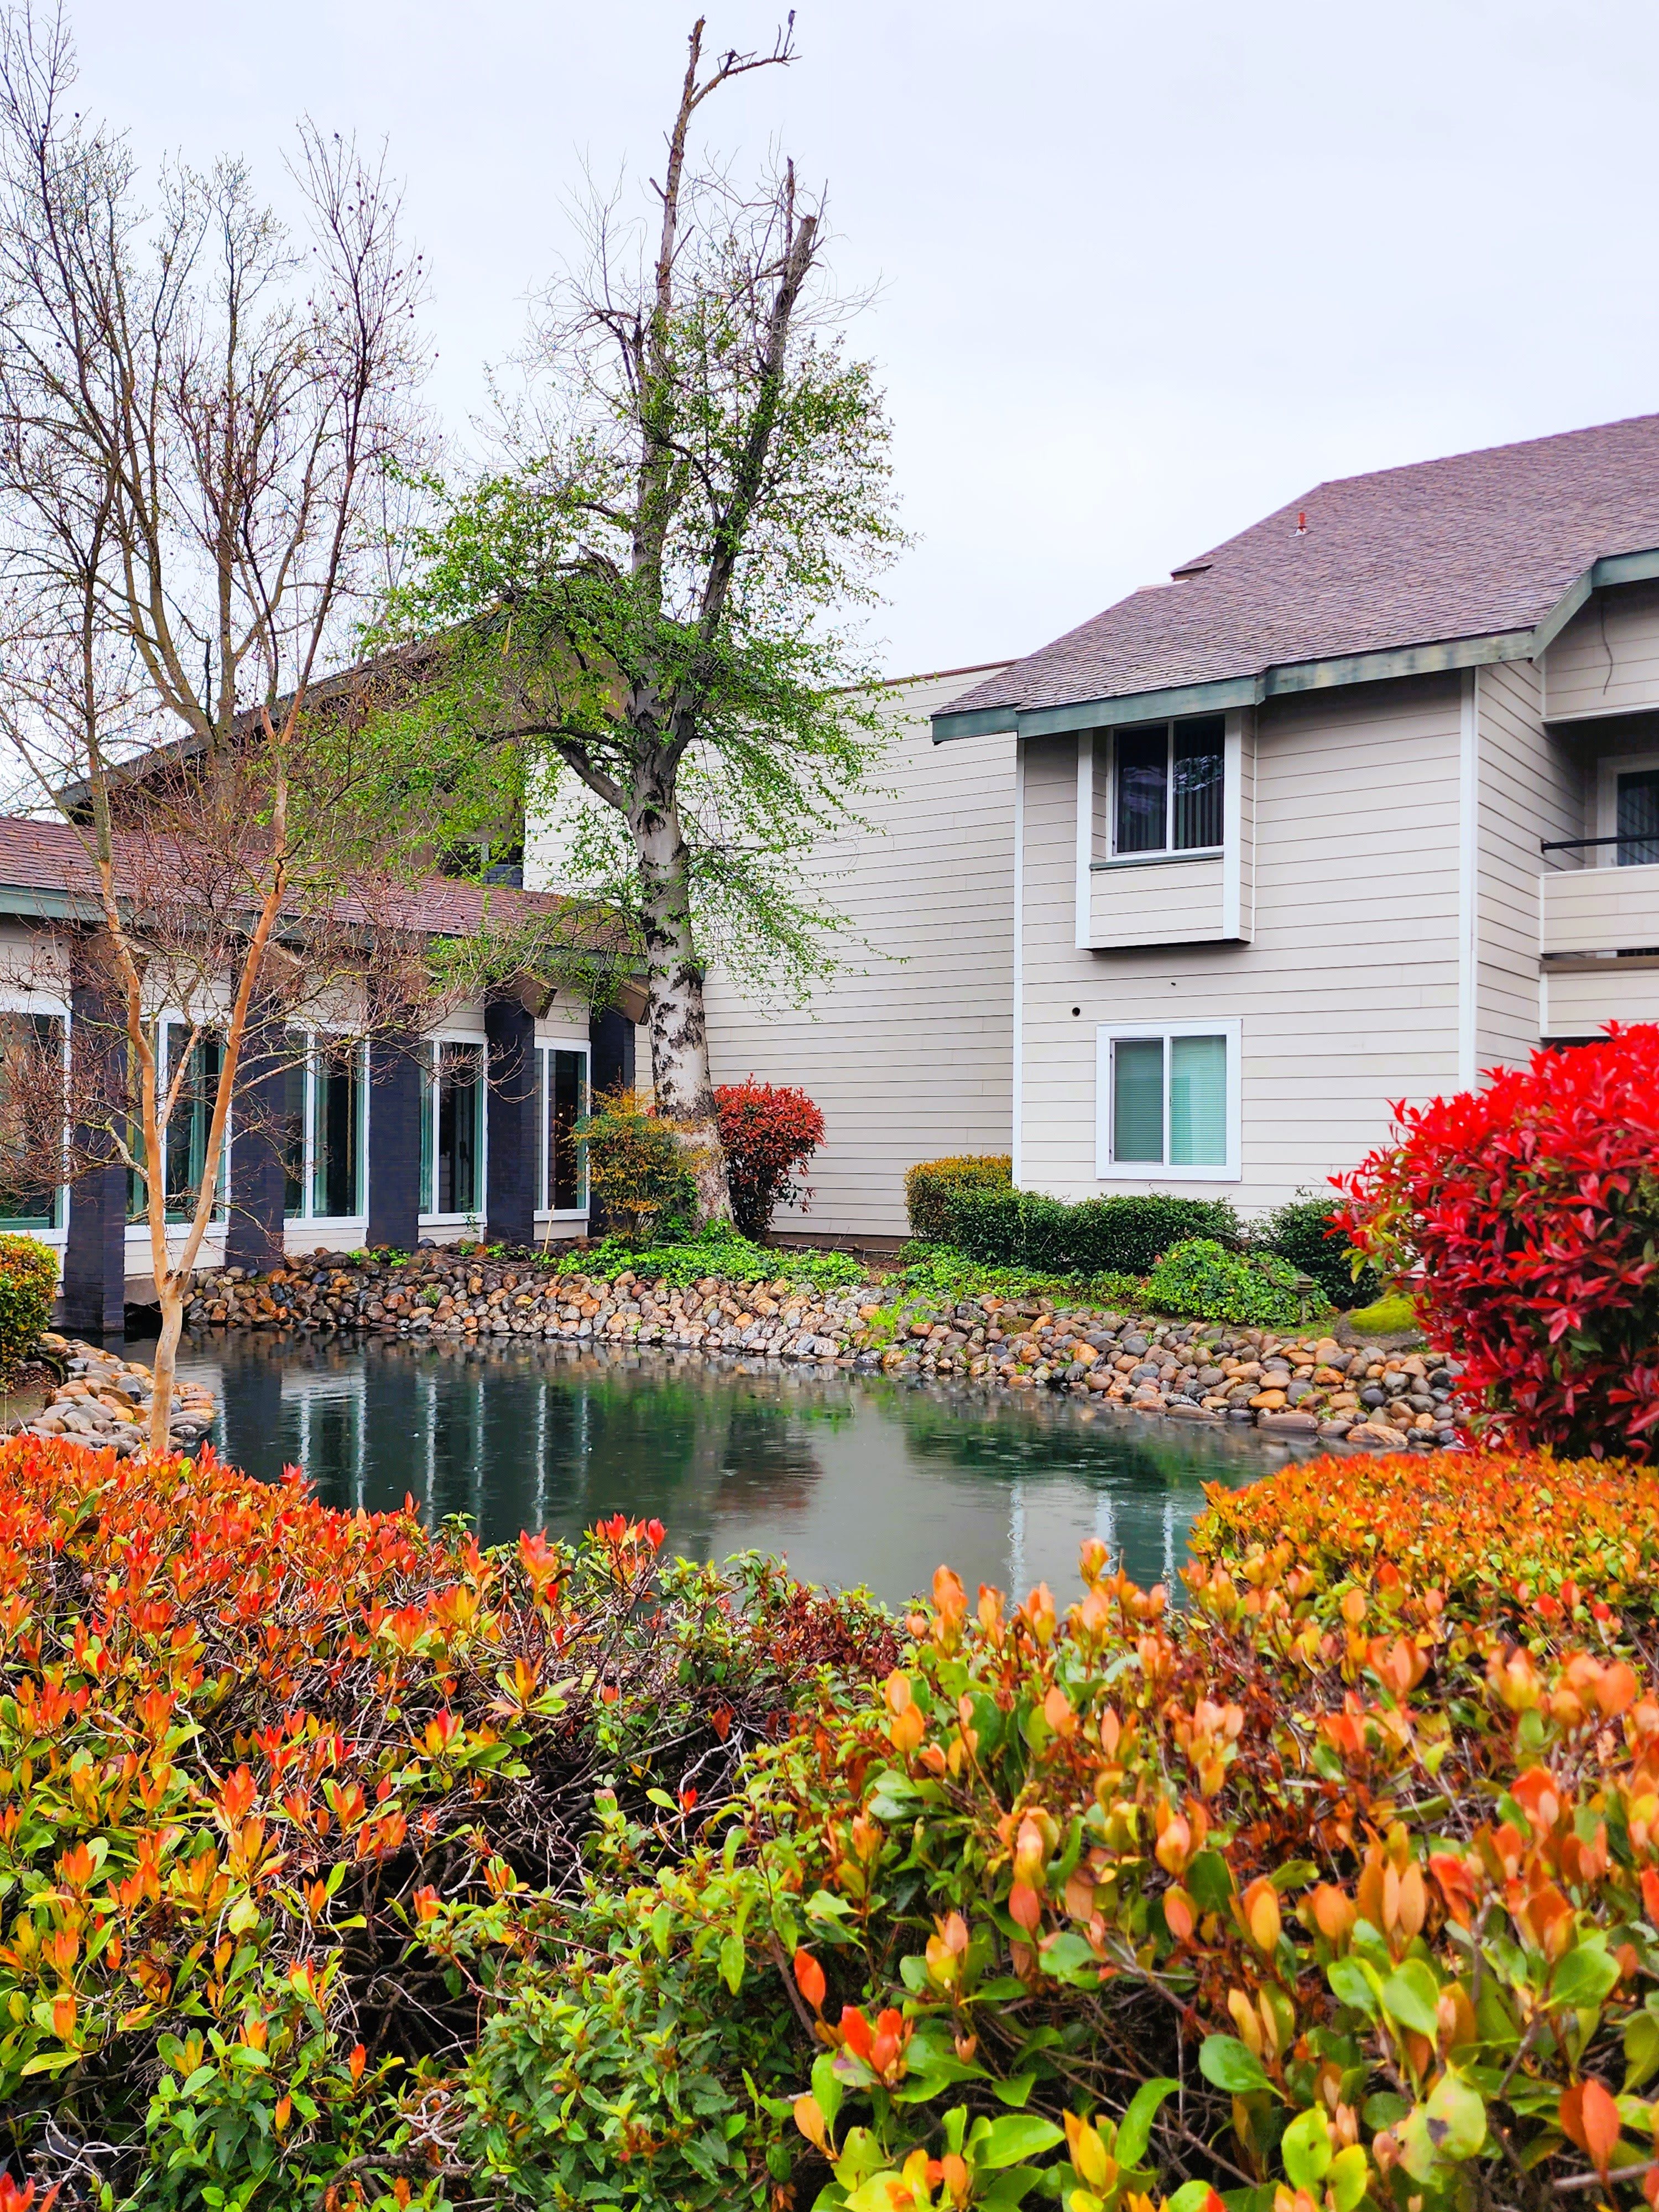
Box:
[1344,1290,1423,1336]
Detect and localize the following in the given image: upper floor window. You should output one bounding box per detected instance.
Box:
[1113,714,1224,856]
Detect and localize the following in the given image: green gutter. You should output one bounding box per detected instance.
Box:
[934,545,1659,743]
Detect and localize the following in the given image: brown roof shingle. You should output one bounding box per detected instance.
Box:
[947,412,1659,721]
[0,814,622,948]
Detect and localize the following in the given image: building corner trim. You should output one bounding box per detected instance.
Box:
[1458,668,1479,1086]
[1012,734,1025,1187]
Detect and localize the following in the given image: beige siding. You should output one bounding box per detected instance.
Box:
[1543,581,1659,721]
[1475,659,1582,1067]
[1018,676,1466,1217]
[703,667,1015,1238]
[1545,961,1659,1034]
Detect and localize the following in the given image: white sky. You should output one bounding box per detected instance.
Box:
[64,0,1659,677]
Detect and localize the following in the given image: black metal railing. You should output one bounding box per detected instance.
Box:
[1541,832,1659,864]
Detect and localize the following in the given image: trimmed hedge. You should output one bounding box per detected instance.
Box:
[903,1154,1011,1241]
[0,1231,56,1381]
[941,1184,1240,1277]
[1254,1192,1380,1311]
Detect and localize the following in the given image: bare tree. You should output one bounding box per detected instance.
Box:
[0,3,484,1446]
[377,15,904,1222]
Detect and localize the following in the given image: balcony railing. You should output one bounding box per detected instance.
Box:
[1540,836,1659,957]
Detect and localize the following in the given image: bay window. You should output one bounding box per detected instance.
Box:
[1111,714,1225,857]
[1097,1020,1239,1181]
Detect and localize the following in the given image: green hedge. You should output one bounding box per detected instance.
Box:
[1253,1192,1381,1311]
[902,1154,1011,1241]
[0,1232,56,1381]
[940,1185,1240,1277]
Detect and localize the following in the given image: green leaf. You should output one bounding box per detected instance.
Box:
[1280,2108,1332,2192]
[1037,1932,1100,1984]
[990,2074,1037,2109]
[979,2169,1048,2211]
[1626,2008,1659,2093]
[1379,1958,1441,2039]
[1117,2079,1179,2169]
[971,2116,1067,2168]
[718,1929,745,1996]
[812,2054,842,2140]
[1187,1851,1233,1912]
[1325,2145,1369,2212]
[1327,1959,1379,2019]
[1397,2069,1486,2182]
[1552,1940,1620,2011]
[1198,2035,1272,2096]
[1165,2186,1222,2212]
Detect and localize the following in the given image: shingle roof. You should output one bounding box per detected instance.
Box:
[947,412,1659,720]
[0,814,622,948]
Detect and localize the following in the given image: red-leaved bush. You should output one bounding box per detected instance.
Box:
[714,1077,825,1238]
[1335,1023,1659,1457]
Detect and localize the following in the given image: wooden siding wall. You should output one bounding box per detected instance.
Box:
[1475,659,1582,1068]
[702,667,1016,1239]
[1019,675,1465,1216]
[1543,581,1659,721]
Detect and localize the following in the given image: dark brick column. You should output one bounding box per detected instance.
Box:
[62,944,129,1337]
[224,1010,286,1274]
[366,1036,422,1254]
[485,995,536,1249]
[588,1006,635,1099]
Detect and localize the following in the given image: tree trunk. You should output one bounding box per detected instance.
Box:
[149,1277,184,1457]
[632,773,732,1223]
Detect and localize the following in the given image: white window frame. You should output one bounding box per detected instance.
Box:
[419,1029,488,1230]
[1107,717,1226,864]
[284,1029,368,1226]
[533,1037,591,1219]
[1595,749,1659,865]
[1095,1018,1241,1183]
[147,1011,229,1225]
[0,990,70,1239]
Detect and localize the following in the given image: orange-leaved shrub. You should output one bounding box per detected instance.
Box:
[0,1436,894,2206]
[442,1446,1659,2212]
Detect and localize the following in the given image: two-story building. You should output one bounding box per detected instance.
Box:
[926,411,1659,1216]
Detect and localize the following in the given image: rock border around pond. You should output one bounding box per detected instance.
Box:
[8,1334,218,1457]
[187,1250,1465,1448]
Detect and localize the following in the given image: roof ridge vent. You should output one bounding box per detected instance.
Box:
[1170,557,1212,580]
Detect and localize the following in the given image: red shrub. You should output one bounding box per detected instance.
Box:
[1335,1023,1659,1457]
[714,1077,825,1238]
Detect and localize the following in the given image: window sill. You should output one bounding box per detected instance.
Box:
[1099,1162,1241,1185]
[1090,847,1223,872]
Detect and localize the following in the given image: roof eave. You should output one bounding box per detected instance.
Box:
[932,544,1659,743]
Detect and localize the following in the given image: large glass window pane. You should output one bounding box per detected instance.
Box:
[1169,1035,1227,1166]
[550,1050,586,1211]
[312,1041,362,1218]
[1114,727,1168,854]
[435,1042,483,1214]
[1618,770,1659,866]
[0,1013,62,1229]
[1112,1038,1165,1162]
[1172,717,1225,850]
[280,1050,306,1218]
[164,1027,223,1222]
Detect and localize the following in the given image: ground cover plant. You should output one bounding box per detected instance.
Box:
[559,1219,867,1292]
[0,1436,894,2205]
[1338,1024,1659,1457]
[1143,1237,1327,1331]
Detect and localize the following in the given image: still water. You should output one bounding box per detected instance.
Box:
[169,1332,1312,1611]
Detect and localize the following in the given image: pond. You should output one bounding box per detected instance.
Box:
[168,1331,1317,1611]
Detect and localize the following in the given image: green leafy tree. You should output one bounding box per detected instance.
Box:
[377,17,905,1219]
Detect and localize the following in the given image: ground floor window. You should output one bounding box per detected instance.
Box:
[281,1035,366,1221]
[534,1045,588,1212]
[420,1040,484,1217]
[129,1018,226,1223]
[0,1010,64,1230]
[1096,1019,1239,1180]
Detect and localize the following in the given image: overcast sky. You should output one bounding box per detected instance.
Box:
[61,0,1659,676]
